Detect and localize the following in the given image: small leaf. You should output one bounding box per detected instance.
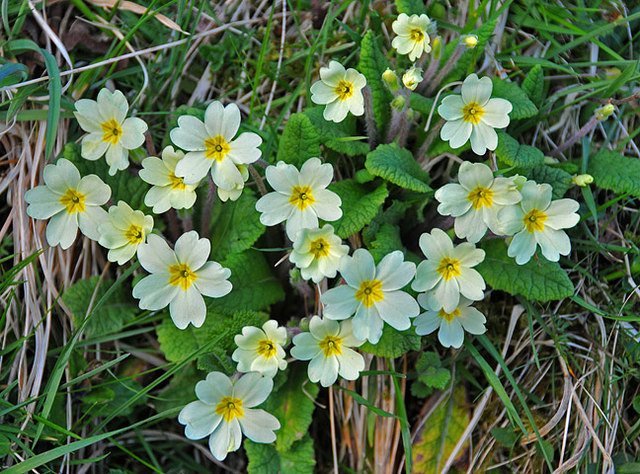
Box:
[361,326,421,358]
[246,434,316,474]
[276,113,321,167]
[495,132,545,169]
[369,223,403,263]
[363,200,411,246]
[477,239,574,302]
[329,180,388,239]
[587,149,640,197]
[521,65,544,105]
[395,0,426,14]
[415,352,451,390]
[358,31,392,132]
[491,427,520,448]
[304,107,370,156]
[529,165,573,198]
[491,78,539,119]
[365,143,432,193]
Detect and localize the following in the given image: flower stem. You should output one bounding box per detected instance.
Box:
[329,385,339,474]
[550,115,598,157]
[417,118,444,164]
[425,45,464,96]
[249,164,267,196]
[200,178,216,239]
[363,85,378,148]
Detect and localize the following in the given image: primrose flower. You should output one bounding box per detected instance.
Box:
[435,162,521,243]
[98,201,153,265]
[321,249,419,344]
[178,371,280,461]
[139,146,199,214]
[170,101,262,189]
[461,34,478,48]
[73,88,147,175]
[310,61,366,123]
[391,13,432,62]
[232,320,288,378]
[24,158,110,249]
[255,158,342,240]
[414,296,486,349]
[438,74,512,155]
[289,224,349,283]
[290,316,365,387]
[412,228,486,313]
[498,181,580,265]
[133,231,232,329]
[402,66,423,91]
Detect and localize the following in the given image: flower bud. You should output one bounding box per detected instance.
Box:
[461,34,478,48]
[431,36,442,59]
[595,103,615,121]
[391,95,406,110]
[382,68,400,93]
[544,156,559,164]
[402,67,423,91]
[572,174,594,187]
[512,175,527,190]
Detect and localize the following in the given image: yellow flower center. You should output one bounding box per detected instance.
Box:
[168,172,187,190]
[437,257,461,281]
[204,135,230,161]
[355,279,384,308]
[318,335,343,358]
[124,224,144,245]
[289,185,316,211]
[309,237,330,259]
[462,101,485,124]
[438,308,461,323]
[467,186,495,210]
[523,208,547,233]
[168,263,197,291]
[59,188,86,214]
[409,27,425,42]
[334,80,354,102]
[257,339,277,359]
[101,118,123,145]
[215,396,244,423]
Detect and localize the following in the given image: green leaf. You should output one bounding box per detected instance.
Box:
[63,143,150,211]
[495,132,545,169]
[369,223,403,263]
[440,21,496,86]
[602,60,638,98]
[360,326,421,358]
[491,427,520,448]
[587,149,640,197]
[154,364,203,413]
[395,0,426,14]
[246,434,316,474]
[276,113,321,167]
[363,200,411,246]
[365,143,432,193]
[62,276,138,339]
[412,386,470,472]
[491,78,539,119]
[521,65,544,105]
[529,165,573,199]
[304,107,370,156]
[477,239,574,302]
[358,31,392,131]
[261,365,319,452]
[328,180,388,238]
[208,190,265,260]
[409,93,434,115]
[414,352,451,392]
[89,380,146,418]
[208,250,285,314]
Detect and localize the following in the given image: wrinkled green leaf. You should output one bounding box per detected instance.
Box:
[365,143,432,193]
[495,132,545,169]
[588,149,640,197]
[369,223,403,263]
[304,107,370,156]
[246,434,315,474]
[358,31,392,132]
[491,78,539,119]
[361,326,421,358]
[329,180,388,238]
[276,113,321,167]
[395,0,426,14]
[529,165,573,199]
[521,65,544,105]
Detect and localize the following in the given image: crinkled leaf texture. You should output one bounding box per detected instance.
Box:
[365,143,432,193]
[588,149,640,197]
[369,223,403,263]
[477,239,574,302]
[304,107,370,156]
[521,65,544,105]
[246,434,315,474]
[62,276,138,339]
[529,165,573,199]
[360,326,421,358]
[395,0,426,14]
[496,132,545,170]
[329,180,388,238]
[491,78,539,119]
[358,31,392,132]
[276,113,321,167]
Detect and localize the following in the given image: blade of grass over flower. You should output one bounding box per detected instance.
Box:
[391,373,412,474]
[333,385,398,419]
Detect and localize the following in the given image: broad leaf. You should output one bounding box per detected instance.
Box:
[395,0,426,14]
[491,78,538,119]
[358,31,392,132]
[521,65,544,105]
[276,113,321,167]
[588,149,640,197]
[246,434,315,474]
[304,107,370,156]
[360,326,421,358]
[365,143,432,193]
[495,132,545,169]
[529,165,573,199]
[329,180,388,238]
[369,223,403,263]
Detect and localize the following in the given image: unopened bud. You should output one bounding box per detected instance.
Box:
[595,103,615,121]
[572,174,594,187]
[391,95,406,110]
[431,36,442,59]
[402,67,423,91]
[382,68,400,93]
[512,175,527,190]
[461,34,478,48]
[605,67,621,79]
[544,156,559,164]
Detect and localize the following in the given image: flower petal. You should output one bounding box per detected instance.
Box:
[375,291,419,330]
[340,249,376,287]
[47,211,78,249]
[194,262,232,298]
[508,230,538,265]
[25,186,65,219]
[375,251,415,290]
[321,285,359,320]
[227,132,262,164]
[337,347,364,381]
[461,74,492,106]
[414,310,441,335]
[438,95,464,121]
[169,287,206,329]
[438,319,464,348]
[239,408,279,442]
[435,183,472,217]
[481,98,512,128]
[170,115,208,151]
[234,372,273,408]
[178,401,222,440]
[544,199,580,230]
[132,273,177,311]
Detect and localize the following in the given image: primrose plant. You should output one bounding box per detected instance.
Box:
[24,5,590,466]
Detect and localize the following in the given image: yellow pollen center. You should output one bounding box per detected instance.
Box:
[467,186,495,209]
[124,224,144,245]
[257,339,277,359]
[438,308,461,323]
[215,396,244,423]
[523,208,547,233]
[309,237,330,259]
[204,135,230,161]
[462,101,485,124]
[59,188,86,214]
[437,257,461,281]
[319,335,343,358]
[168,263,197,291]
[101,118,123,145]
[355,279,384,308]
[289,185,316,211]
[168,172,187,190]
[334,80,354,101]
[409,28,425,42]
